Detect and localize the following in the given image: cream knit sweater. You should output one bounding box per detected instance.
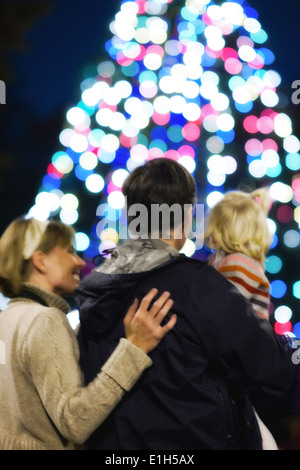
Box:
[0,284,152,450]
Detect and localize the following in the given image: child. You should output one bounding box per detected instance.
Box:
[205,187,278,449]
[205,188,273,320]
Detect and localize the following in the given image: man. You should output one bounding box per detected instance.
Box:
[76,158,299,450]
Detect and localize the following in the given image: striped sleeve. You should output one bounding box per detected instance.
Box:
[217,253,270,320]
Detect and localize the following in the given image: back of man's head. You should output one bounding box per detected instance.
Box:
[122,158,196,239]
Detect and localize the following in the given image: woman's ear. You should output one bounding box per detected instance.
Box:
[31,250,47,274]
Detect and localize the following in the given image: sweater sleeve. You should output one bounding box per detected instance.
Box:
[217,253,270,320]
[23,308,152,445]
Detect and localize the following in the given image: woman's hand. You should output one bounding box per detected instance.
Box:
[123,288,177,354]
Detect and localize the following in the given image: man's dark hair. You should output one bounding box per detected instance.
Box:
[122,158,196,235]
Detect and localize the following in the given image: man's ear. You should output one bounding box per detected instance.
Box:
[182,205,193,234]
[31,250,47,274]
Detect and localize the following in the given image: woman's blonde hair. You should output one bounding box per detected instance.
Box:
[0,218,75,298]
[205,188,273,262]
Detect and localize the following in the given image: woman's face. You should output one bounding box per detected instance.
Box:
[42,243,86,296]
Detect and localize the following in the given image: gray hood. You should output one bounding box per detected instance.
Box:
[95,239,180,275]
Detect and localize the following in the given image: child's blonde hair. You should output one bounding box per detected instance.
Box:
[0,218,75,298]
[205,188,273,262]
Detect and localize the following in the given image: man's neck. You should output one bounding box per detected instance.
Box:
[160,237,185,251]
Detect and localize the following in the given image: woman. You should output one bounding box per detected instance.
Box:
[0,217,176,450]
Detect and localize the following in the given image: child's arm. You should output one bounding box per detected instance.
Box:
[217,253,270,320]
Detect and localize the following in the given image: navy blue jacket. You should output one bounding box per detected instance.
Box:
[76,255,298,450]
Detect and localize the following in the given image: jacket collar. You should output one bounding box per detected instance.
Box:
[95,238,180,275]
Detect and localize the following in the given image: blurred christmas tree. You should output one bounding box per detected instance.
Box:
[28,0,300,333]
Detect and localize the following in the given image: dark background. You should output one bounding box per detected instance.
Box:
[1,0,300,233]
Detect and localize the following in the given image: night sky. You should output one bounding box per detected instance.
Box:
[1,0,300,233]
